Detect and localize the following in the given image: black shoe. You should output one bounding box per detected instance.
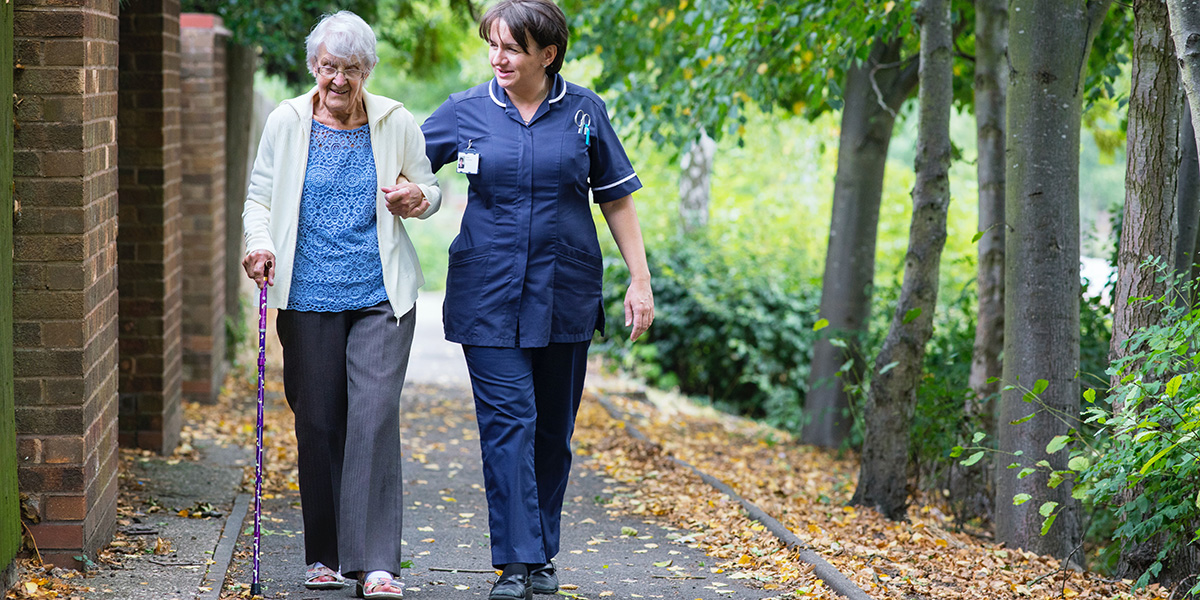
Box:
[489,572,532,600]
[530,562,559,595]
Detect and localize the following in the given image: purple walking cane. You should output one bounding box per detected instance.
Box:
[252,278,268,597]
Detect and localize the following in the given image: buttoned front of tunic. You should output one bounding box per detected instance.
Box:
[422,75,642,347]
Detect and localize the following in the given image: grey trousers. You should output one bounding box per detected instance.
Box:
[276,300,414,576]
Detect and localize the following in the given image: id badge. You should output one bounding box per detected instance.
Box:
[457,151,480,175]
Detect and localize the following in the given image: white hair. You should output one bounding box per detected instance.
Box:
[305,11,379,77]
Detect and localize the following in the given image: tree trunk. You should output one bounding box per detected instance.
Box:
[850,0,953,521]
[804,38,918,449]
[225,42,257,358]
[995,0,1112,562]
[1167,0,1200,161]
[679,129,715,234]
[1180,103,1200,288]
[1113,0,1180,369]
[1112,0,1183,582]
[957,0,1007,524]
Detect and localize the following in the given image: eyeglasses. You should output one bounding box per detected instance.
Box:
[316,65,367,81]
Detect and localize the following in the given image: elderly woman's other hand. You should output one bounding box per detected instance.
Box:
[243,250,276,289]
[382,182,429,218]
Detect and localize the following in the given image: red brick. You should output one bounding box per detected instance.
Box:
[18,465,84,494]
[17,438,42,464]
[25,523,83,550]
[40,96,84,121]
[37,553,87,572]
[46,264,86,290]
[13,290,87,320]
[14,10,86,38]
[15,178,86,207]
[41,153,87,178]
[42,321,85,347]
[44,378,86,404]
[42,437,85,464]
[13,379,43,405]
[44,496,87,521]
[43,40,87,66]
[13,121,84,150]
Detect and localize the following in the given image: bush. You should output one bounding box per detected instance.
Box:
[1073,265,1200,593]
[598,233,820,432]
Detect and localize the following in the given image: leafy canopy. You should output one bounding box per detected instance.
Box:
[182,0,479,87]
[182,0,378,86]
[560,0,918,148]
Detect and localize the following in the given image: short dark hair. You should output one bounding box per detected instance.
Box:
[479,0,569,76]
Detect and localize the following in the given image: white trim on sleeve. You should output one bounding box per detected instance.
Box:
[593,172,637,192]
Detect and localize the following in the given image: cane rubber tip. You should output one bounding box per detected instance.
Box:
[250,583,262,597]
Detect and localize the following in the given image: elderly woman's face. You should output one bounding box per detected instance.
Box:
[487,19,555,94]
[313,49,367,116]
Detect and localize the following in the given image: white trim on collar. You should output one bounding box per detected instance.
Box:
[488,79,506,108]
[548,75,566,104]
[489,75,567,107]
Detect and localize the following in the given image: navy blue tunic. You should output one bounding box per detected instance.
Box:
[422,75,642,347]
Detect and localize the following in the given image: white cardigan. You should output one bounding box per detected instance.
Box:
[242,88,442,318]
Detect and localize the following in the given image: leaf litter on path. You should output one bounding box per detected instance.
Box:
[7,337,1172,600]
[571,386,1171,600]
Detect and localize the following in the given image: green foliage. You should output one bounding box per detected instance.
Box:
[599,233,821,433]
[956,260,1197,590]
[1083,3,1133,111]
[182,0,482,89]
[182,0,378,86]
[1074,260,1200,594]
[587,102,1116,455]
[561,0,920,148]
[884,277,1109,502]
[376,0,480,81]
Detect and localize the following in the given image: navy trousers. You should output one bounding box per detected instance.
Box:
[462,342,590,568]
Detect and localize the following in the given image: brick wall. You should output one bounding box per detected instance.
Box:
[179,14,227,404]
[11,0,121,569]
[117,1,182,452]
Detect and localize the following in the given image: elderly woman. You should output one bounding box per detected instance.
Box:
[420,1,653,598]
[241,10,439,599]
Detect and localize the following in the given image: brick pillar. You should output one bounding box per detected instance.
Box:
[117,2,182,452]
[180,14,227,404]
[11,0,120,569]
[224,43,256,359]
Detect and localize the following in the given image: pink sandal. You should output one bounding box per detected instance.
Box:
[304,563,345,590]
[357,574,404,599]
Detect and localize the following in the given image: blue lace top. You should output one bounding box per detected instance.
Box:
[287,120,388,312]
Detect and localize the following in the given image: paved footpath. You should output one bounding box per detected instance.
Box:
[223,292,777,599]
[75,292,778,599]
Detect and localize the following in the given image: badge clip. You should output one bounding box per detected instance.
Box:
[457,139,480,174]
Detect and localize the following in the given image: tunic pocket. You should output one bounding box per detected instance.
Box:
[552,242,604,337]
[444,243,492,338]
